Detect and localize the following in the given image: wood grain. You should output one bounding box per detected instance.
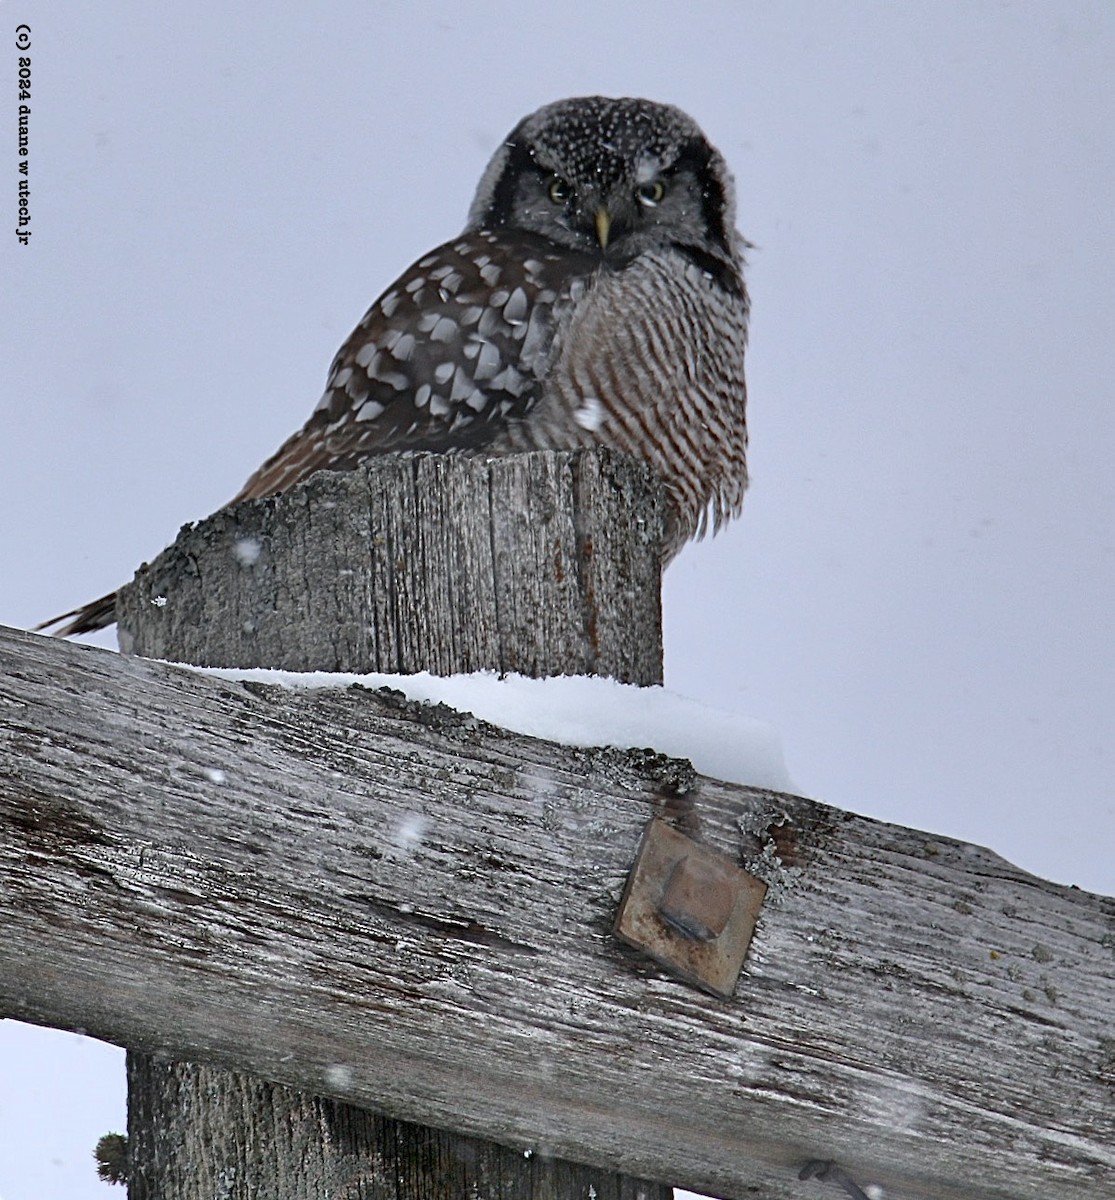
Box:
[2,623,1112,1200]
[114,450,664,682]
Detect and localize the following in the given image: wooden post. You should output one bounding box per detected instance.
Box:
[115,450,663,682]
[118,449,670,1200]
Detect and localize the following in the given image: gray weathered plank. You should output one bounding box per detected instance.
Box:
[115,451,664,682]
[1,623,1112,1200]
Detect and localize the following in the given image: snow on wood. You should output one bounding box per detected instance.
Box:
[193,667,793,793]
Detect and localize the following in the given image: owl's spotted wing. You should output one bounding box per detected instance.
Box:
[234,230,598,502]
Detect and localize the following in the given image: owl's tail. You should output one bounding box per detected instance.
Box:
[34,589,119,637]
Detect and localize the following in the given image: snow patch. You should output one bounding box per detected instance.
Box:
[324,1064,353,1089]
[232,537,261,567]
[573,396,604,431]
[189,668,793,792]
[392,814,428,853]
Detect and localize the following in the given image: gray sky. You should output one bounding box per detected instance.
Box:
[2,3,1113,1197]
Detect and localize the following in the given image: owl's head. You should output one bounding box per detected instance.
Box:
[468,97,742,271]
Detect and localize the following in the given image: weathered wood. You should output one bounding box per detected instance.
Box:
[127,1059,658,1200]
[116,449,666,1200]
[1,623,1112,1200]
[115,451,664,682]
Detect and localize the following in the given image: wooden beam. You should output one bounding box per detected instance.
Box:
[1,623,1111,1199]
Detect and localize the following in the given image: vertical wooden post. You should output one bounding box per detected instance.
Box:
[119,450,670,1200]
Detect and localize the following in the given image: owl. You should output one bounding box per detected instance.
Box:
[40,96,750,637]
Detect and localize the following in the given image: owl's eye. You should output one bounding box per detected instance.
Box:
[547,177,572,204]
[635,180,666,208]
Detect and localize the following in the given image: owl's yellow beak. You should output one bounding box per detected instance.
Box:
[594,208,612,249]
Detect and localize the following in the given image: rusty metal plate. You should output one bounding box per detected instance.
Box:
[614,817,767,998]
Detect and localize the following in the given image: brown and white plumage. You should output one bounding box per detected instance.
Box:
[39,96,749,637]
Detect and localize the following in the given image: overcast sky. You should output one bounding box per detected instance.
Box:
[2,3,1113,1198]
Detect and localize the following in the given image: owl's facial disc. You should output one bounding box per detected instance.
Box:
[466,97,740,270]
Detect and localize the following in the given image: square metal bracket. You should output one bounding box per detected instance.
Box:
[614,817,767,998]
